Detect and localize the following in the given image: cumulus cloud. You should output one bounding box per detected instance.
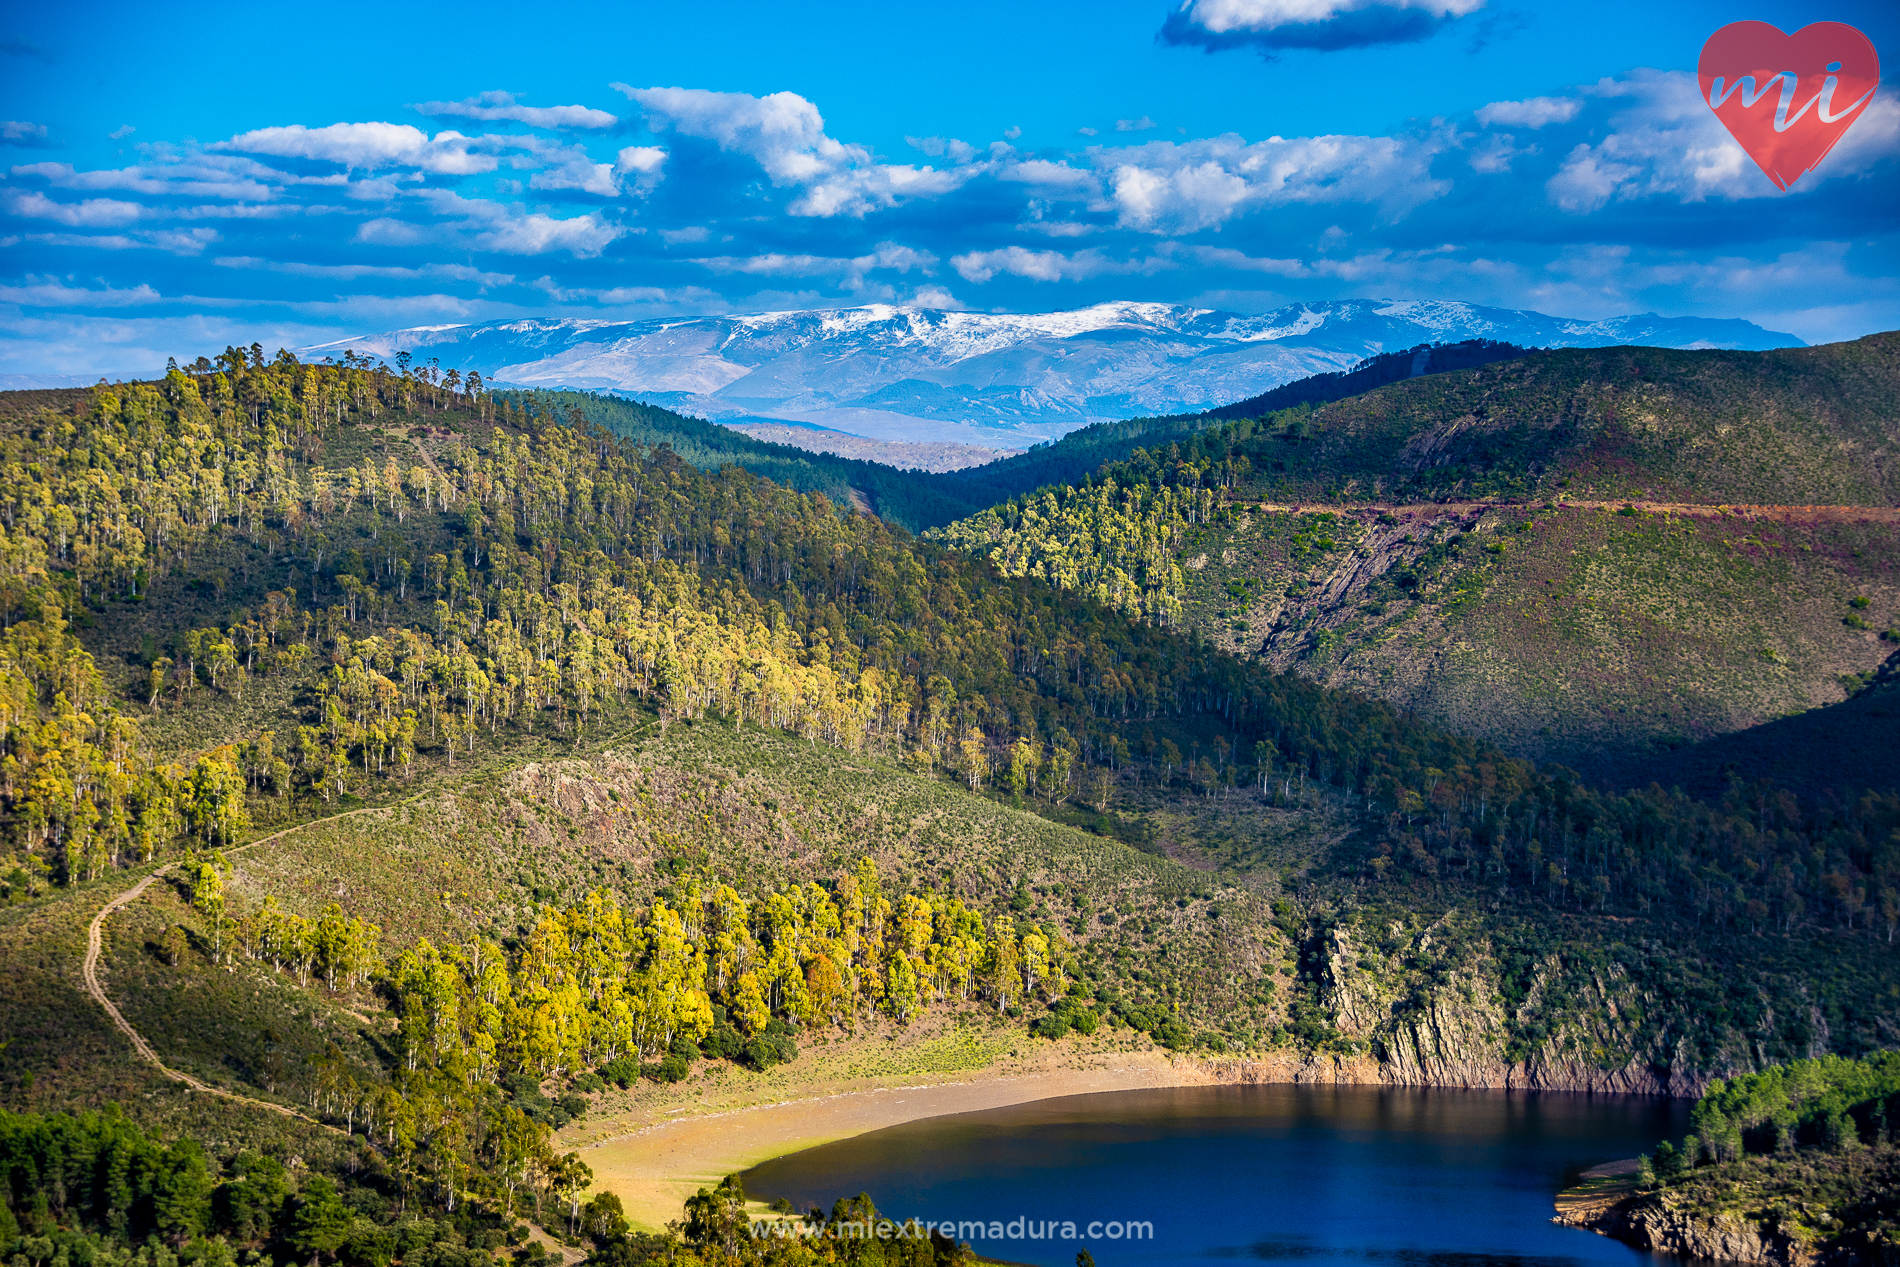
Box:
[1161,0,1486,53]
[1545,70,1900,213]
[1475,96,1581,129]
[11,157,279,201]
[5,191,144,227]
[108,125,135,141]
[213,256,516,286]
[1100,132,1450,234]
[215,122,501,175]
[905,136,980,163]
[358,191,624,256]
[4,227,220,255]
[612,145,668,194]
[526,143,620,196]
[2,121,52,148]
[1115,117,1156,133]
[0,276,163,307]
[411,91,618,130]
[948,246,1169,283]
[694,241,938,290]
[617,85,973,217]
[997,158,1101,198]
[1466,132,1531,174]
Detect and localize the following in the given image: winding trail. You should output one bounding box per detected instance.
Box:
[80,805,398,1132]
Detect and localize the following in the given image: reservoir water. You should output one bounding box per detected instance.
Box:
[742,1084,1690,1266]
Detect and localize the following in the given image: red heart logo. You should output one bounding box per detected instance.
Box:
[1698,20,1880,191]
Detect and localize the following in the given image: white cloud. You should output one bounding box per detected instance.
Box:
[11,157,277,201]
[1077,127,1100,137]
[1543,70,1899,212]
[109,125,135,141]
[908,284,964,309]
[4,229,219,255]
[1100,132,1450,234]
[213,256,515,286]
[215,122,501,175]
[3,121,49,144]
[948,246,1169,283]
[905,136,980,163]
[528,145,620,196]
[612,145,668,195]
[693,241,938,290]
[1173,0,1482,32]
[357,191,624,257]
[1475,96,1581,129]
[5,191,144,227]
[1115,117,1157,133]
[0,276,164,307]
[1003,126,1022,140]
[998,158,1101,197]
[1466,132,1531,174]
[618,85,974,217]
[411,91,618,130]
[660,225,710,245]
[529,278,728,311]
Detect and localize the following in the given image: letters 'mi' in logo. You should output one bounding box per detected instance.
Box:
[1699,21,1880,190]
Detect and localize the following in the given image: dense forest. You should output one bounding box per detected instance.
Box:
[2,348,1897,937]
[2,338,1898,1261]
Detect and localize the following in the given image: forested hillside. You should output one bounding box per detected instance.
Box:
[1,344,1898,1256]
[528,340,1537,533]
[930,334,1900,771]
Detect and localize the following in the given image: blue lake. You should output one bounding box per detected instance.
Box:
[742,1084,1690,1267]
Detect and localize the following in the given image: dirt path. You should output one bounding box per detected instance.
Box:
[80,805,398,1133]
[1239,497,1900,524]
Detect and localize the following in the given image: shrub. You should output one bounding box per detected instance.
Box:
[557,1093,588,1120]
[600,1058,640,1089]
[700,1024,744,1061]
[1031,1014,1070,1040]
[571,1071,605,1093]
[1153,1019,1193,1050]
[741,1020,799,1070]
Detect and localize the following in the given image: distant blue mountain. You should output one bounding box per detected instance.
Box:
[299,300,1804,446]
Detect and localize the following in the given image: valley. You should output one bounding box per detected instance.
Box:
[0,336,1894,1264]
[932,335,1900,775]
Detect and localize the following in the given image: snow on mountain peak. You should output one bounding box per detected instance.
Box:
[294,299,1802,447]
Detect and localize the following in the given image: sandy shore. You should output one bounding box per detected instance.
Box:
[583,1048,1223,1230]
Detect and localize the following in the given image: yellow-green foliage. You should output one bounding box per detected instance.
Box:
[381,860,1056,1081]
[1,354,1520,906]
[0,610,246,891]
[927,478,1211,625]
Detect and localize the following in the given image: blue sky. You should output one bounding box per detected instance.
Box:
[2,0,1896,375]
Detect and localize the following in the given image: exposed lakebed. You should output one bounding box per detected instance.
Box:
[742,1084,1689,1266]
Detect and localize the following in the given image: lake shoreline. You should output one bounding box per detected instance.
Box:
[581,1047,1223,1230]
[578,1035,1688,1232]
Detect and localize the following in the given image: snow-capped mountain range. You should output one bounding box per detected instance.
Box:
[300,300,1803,446]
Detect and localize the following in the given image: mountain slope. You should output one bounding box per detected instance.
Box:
[0,354,1896,1254]
[930,334,1900,772]
[299,300,1802,447]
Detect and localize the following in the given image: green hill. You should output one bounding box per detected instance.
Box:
[1,347,1897,1256]
[929,334,1900,772]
